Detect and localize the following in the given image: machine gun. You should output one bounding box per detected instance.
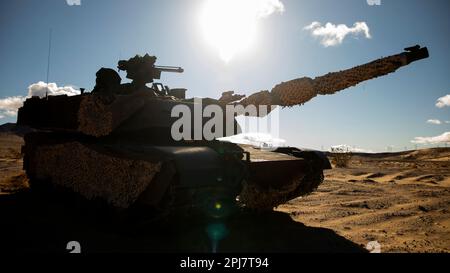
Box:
[117,54,183,85]
[92,54,184,95]
[116,54,184,97]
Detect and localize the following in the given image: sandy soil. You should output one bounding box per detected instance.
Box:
[278,151,450,253]
[0,134,27,195]
[0,132,449,253]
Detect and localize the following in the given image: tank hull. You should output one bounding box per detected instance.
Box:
[22,132,328,213]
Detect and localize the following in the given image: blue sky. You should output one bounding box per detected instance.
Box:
[0,0,449,152]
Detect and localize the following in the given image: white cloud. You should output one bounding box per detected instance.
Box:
[411,132,450,145]
[66,0,81,6]
[0,96,26,118]
[331,144,374,153]
[255,0,285,18]
[304,21,371,47]
[0,82,80,118]
[446,121,450,124]
[436,94,450,108]
[219,133,286,148]
[427,119,442,125]
[28,81,80,98]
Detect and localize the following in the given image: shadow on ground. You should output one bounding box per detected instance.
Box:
[0,191,366,253]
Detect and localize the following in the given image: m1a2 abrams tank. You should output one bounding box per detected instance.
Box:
[17,46,429,216]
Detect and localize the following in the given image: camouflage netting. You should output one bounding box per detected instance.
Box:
[271,77,316,107]
[239,90,273,107]
[237,53,408,114]
[312,54,407,96]
[77,93,147,137]
[77,96,115,137]
[30,142,162,208]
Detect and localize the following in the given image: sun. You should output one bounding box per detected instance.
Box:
[200,0,260,63]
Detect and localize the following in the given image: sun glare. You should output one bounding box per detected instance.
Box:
[200,0,261,63]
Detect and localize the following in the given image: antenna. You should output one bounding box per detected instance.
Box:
[117,50,122,72]
[46,28,52,99]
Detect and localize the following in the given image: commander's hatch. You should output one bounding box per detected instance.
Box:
[151,83,169,96]
[152,83,187,99]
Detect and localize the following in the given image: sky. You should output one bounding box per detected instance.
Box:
[0,0,449,152]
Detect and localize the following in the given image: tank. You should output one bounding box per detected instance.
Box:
[17,46,429,216]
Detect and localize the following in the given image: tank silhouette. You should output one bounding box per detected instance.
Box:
[17,46,429,215]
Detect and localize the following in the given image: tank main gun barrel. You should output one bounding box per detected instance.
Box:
[236,45,429,116]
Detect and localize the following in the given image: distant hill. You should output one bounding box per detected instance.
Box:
[0,123,35,136]
[327,148,450,162]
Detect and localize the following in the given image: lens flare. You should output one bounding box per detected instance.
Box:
[206,223,228,252]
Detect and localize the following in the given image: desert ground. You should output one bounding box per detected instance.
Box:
[0,131,449,253]
[279,150,450,253]
[0,133,27,195]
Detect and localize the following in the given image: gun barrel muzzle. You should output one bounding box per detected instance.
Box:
[155,66,184,73]
[404,46,429,64]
